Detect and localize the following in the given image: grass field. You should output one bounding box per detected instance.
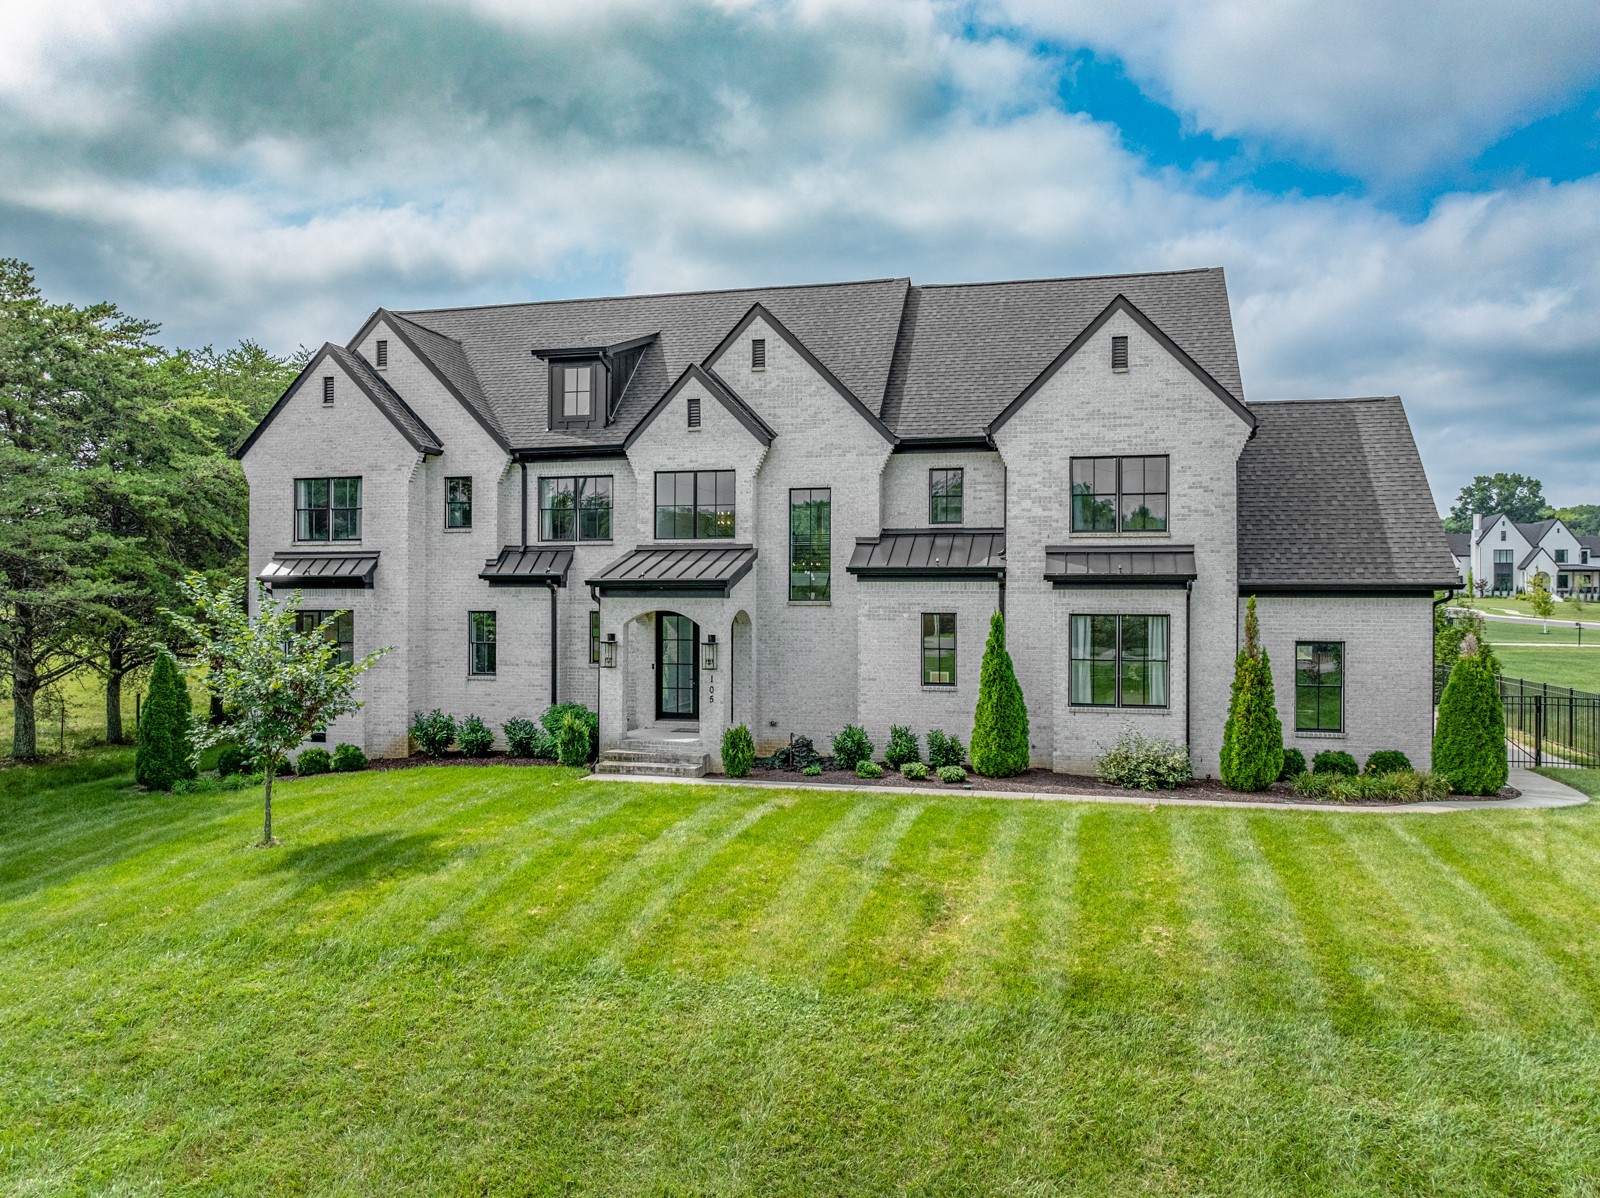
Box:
[4,755,1600,1194]
[1473,616,1600,692]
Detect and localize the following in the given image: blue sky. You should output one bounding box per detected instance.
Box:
[2,0,1598,508]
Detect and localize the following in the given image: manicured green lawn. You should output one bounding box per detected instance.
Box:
[4,755,1600,1194]
[1472,615,1600,691]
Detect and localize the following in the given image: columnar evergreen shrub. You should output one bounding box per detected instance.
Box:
[926,729,966,770]
[856,759,884,779]
[831,725,874,770]
[1433,636,1508,795]
[135,652,196,791]
[1364,749,1413,776]
[555,713,592,767]
[331,743,368,772]
[503,719,554,758]
[410,709,456,757]
[884,725,920,769]
[1219,596,1285,792]
[540,703,597,761]
[296,747,332,776]
[1279,748,1306,780]
[458,714,494,756]
[721,725,755,777]
[1311,750,1359,777]
[970,611,1030,777]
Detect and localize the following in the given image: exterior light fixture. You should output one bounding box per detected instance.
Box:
[701,633,718,672]
[600,632,618,669]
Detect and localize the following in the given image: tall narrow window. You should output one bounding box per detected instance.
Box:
[1070,456,1168,532]
[469,611,497,676]
[589,611,601,664]
[445,477,472,529]
[562,365,593,418]
[1069,614,1168,707]
[654,470,735,539]
[929,468,964,524]
[375,339,388,368]
[1111,334,1129,371]
[295,610,354,666]
[921,613,956,686]
[751,338,766,370]
[539,476,613,541]
[789,488,831,601]
[322,376,334,405]
[1294,642,1343,732]
[295,477,362,541]
[1493,548,1514,591]
[687,395,701,428]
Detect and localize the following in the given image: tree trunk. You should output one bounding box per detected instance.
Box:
[10,610,39,760]
[261,765,276,846]
[106,642,126,744]
[209,691,225,726]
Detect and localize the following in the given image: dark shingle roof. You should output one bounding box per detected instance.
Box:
[327,345,444,455]
[1515,518,1559,545]
[385,311,507,448]
[1238,397,1458,591]
[1446,532,1471,557]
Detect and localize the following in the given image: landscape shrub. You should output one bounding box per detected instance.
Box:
[135,652,196,792]
[295,747,332,776]
[555,713,592,767]
[274,754,297,777]
[721,725,755,778]
[331,743,368,772]
[1433,636,1508,795]
[1096,726,1193,791]
[502,719,554,759]
[856,760,884,779]
[926,728,966,770]
[884,725,920,769]
[1279,748,1306,780]
[217,745,252,778]
[410,709,457,757]
[831,725,875,771]
[1219,596,1285,792]
[1311,750,1359,777]
[801,763,823,777]
[900,761,929,780]
[1364,749,1413,776]
[970,611,1030,777]
[1293,769,1449,803]
[540,703,597,761]
[458,714,495,756]
[936,765,967,785]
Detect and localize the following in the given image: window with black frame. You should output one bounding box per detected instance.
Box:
[294,477,362,541]
[1294,642,1342,732]
[921,613,956,686]
[929,468,963,524]
[468,611,497,676]
[294,610,354,666]
[445,476,472,529]
[1069,614,1169,707]
[539,476,613,541]
[655,470,735,538]
[789,488,831,601]
[1070,456,1168,533]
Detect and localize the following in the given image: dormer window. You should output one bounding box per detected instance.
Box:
[562,365,593,418]
[544,357,606,430]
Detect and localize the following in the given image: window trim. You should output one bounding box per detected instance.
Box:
[921,612,957,688]
[1070,455,1169,534]
[789,487,832,602]
[653,470,736,540]
[1069,613,1170,709]
[295,609,354,667]
[538,474,614,543]
[928,467,964,526]
[547,358,607,430]
[1294,640,1344,734]
[444,476,473,530]
[468,611,497,677]
[294,476,362,543]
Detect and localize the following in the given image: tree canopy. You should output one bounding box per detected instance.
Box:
[1443,473,1547,531]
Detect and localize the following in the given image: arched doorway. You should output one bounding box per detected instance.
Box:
[656,612,699,720]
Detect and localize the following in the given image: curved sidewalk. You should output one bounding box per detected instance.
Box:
[586,766,1589,813]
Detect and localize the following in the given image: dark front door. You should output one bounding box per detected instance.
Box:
[656,613,699,719]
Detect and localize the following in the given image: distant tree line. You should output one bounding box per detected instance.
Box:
[1442,471,1600,536]
[0,258,303,758]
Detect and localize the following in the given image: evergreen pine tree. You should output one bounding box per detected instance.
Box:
[970,610,1030,777]
[135,651,195,791]
[1432,635,1507,795]
[1219,596,1285,791]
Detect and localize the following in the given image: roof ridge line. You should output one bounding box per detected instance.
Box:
[395,276,909,318]
[914,266,1222,291]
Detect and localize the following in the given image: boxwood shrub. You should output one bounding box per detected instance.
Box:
[296,747,332,776]
[331,743,368,772]
[1279,747,1306,781]
[855,759,884,779]
[410,709,457,757]
[936,765,967,785]
[1364,749,1413,776]
[1311,749,1359,777]
[900,761,929,780]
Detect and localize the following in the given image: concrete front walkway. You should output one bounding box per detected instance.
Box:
[584,765,1589,813]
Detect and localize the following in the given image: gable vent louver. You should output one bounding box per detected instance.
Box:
[375,339,388,368]
[1111,335,1129,372]
[687,395,702,428]
[751,338,766,370]
[322,376,334,405]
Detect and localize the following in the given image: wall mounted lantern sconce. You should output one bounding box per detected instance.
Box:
[600,632,618,669]
[701,633,718,672]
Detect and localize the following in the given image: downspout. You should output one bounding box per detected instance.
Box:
[549,581,559,707]
[590,584,602,752]
[520,462,529,548]
[1184,579,1194,755]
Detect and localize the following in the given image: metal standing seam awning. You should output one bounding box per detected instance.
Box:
[479,546,574,587]
[257,549,380,588]
[586,544,758,597]
[846,530,1006,578]
[1044,544,1198,586]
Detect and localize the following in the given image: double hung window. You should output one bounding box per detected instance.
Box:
[445,477,472,529]
[469,611,497,676]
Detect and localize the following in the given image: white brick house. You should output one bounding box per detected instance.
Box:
[236,268,1458,775]
[1448,515,1600,596]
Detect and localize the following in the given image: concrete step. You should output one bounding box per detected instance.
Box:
[603,747,705,765]
[594,755,708,779]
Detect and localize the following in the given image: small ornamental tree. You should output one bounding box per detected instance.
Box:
[1462,568,1475,605]
[1528,574,1555,632]
[1219,596,1285,791]
[165,575,388,846]
[969,610,1030,777]
[135,651,196,791]
[1433,633,1507,795]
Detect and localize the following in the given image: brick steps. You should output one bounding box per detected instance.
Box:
[594,747,709,779]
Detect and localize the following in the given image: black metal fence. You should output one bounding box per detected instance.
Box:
[1434,666,1600,766]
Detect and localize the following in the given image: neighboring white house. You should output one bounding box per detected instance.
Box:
[1448,514,1600,597]
[236,268,1458,776]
